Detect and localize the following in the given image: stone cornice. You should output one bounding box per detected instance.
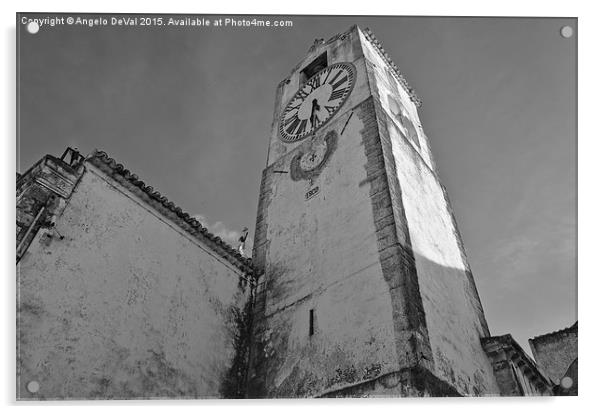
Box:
[482,335,553,389]
[361,27,422,107]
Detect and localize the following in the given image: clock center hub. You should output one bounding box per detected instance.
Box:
[297,84,333,120]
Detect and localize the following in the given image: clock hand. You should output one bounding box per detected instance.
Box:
[310,98,321,128]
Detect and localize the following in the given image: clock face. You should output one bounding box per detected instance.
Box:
[279,62,356,143]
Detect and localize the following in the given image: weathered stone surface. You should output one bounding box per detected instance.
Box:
[320,366,462,398]
[529,322,578,384]
[17,161,253,400]
[482,335,553,396]
[359,28,501,396]
[17,154,85,261]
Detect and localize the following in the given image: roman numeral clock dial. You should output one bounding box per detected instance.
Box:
[279,62,356,143]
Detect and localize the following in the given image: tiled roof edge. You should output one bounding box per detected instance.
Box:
[530,321,578,343]
[361,27,423,108]
[87,149,256,276]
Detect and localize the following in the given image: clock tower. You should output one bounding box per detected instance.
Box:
[248,25,499,397]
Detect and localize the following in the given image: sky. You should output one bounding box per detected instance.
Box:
[17,14,576,354]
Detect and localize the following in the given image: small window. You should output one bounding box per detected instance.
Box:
[309,309,315,336]
[300,52,328,86]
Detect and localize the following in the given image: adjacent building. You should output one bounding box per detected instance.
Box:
[17,148,255,399]
[530,322,578,395]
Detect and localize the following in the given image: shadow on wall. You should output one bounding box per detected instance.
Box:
[246,248,502,398]
[403,250,494,396]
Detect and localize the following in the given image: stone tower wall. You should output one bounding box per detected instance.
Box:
[250,26,499,397]
[359,28,499,396]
